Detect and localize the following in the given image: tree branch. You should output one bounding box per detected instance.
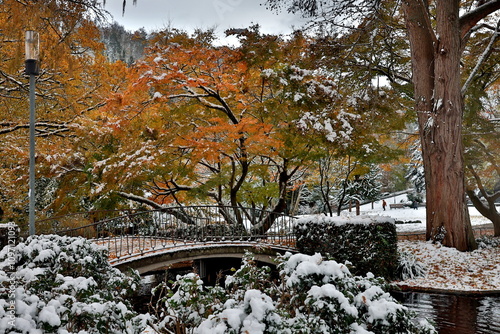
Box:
[198,85,239,125]
[460,0,500,38]
[461,19,500,95]
[0,122,70,135]
[116,191,164,209]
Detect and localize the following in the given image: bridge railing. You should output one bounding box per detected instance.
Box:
[34,209,140,237]
[50,206,297,261]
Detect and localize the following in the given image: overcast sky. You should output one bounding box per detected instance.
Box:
[104,0,307,41]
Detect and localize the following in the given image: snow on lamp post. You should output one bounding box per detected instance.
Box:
[25,30,39,236]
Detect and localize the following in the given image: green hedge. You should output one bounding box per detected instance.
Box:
[294,215,398,279]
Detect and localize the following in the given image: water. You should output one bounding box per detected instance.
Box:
[392,291,500,334]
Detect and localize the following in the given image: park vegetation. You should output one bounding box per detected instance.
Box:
[0,0,498,246]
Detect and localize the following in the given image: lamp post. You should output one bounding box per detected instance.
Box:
[25,30,39,236]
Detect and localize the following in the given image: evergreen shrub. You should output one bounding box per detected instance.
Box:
[294,215,398,279]
[0,235,149,333]
[150,252,436,333]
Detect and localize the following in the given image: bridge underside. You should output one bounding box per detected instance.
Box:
[112,243,293,274]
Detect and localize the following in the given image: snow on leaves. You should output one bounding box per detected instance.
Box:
[0,235,149,334]
[151,252,435,333]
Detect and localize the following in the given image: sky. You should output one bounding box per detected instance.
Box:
[104,0,307,42]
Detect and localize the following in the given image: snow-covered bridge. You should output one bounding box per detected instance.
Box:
[47,206,298,274]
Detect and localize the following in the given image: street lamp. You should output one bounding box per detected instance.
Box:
[25,30,39,235]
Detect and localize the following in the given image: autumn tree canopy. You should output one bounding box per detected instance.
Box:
[63,26,405,232]
[0,0,123,221]
[6,0,489,239]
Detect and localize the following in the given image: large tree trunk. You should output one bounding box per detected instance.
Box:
[403,0,477,251]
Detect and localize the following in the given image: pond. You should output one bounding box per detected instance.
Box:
[392,291,500,334]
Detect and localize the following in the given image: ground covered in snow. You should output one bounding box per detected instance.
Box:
[354,195,500,293]
[350,194,495,233]
[395,239,500,293]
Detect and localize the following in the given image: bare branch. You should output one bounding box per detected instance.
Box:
[0,122,70,135]
[116,191,164,209]
[462,19,500,95]
[460,0,500,38]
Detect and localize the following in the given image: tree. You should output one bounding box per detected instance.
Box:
[461,24,500,236]
[100,22,147,64]
[86,27,340,232]
[308,156,384,216]
[82,26,408,234]
[406,137,426,194]
[463,79,500,236]
[0,0,115,223]
[266,0,500,251]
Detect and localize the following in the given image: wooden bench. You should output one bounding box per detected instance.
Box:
[389,203,406,209]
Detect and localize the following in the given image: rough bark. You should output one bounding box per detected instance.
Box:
[403,0,477,251]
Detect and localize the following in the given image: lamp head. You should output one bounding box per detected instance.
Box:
[25,31,40,75]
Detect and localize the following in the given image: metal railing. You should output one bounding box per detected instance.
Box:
[34,209,141,236]
[48,206,297,261]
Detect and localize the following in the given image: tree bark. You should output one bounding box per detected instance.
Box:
[403,0,477,251]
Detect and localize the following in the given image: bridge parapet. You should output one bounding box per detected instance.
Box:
[48,206,297,263]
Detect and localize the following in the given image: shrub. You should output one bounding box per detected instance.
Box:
[476,236,500,249]
[0,235,149,333]
[294,215,399,279]
[397,251,427,280]
[151,252,436,334]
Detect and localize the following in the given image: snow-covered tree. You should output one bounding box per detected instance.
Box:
[336,165,382,215]
[406,140,425,194]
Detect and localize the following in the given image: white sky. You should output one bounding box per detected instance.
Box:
[104,0,307,39]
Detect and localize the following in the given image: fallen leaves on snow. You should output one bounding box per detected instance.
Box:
[395,240,500,292]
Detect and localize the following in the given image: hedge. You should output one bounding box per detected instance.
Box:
[294,215,398,279]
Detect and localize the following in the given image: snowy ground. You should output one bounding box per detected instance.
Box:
[396,240,500,292]
[341,194,496,233]
[343,195,500,293]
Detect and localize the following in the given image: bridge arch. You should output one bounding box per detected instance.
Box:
[112,243,292,274]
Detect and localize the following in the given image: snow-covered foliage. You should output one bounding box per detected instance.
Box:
[397,251,427,281]
[476,235,500,249]
[151,252,436,334]
[406,140,425,193]
[0,235,149,333]
[294,215,398,279]
[336,166,383,207]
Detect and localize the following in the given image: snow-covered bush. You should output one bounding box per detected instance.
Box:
[397,251,427,280]
[294,215,399,279]
[150,272,226,332]
[0,235,149,333]
[152,252,436,334]
[476,236,500,249]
